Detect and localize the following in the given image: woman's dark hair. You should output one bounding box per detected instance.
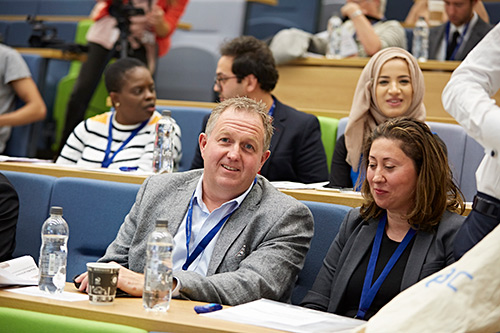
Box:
[104,57,147,93]
[360,117,465,231]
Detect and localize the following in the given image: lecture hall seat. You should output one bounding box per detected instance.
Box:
[291,201,351,305]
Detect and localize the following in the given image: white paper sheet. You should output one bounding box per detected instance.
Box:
[0,256,39,286]
[202,299,365,333]
[271,181,329,190]
[5,286,88,302]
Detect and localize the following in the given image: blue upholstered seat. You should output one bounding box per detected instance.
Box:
[49,177,140,281]
[2,171,56,262]
[292,201,351,305]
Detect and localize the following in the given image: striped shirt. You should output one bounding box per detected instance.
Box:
[56,111,182,172]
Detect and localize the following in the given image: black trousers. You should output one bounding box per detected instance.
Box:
[454,192,500,260]
[59,42,148,153]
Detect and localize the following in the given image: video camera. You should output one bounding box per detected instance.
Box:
[109,0,145,27]
[27,15,65,48]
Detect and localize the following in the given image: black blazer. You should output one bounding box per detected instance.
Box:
[190,98,329,183]
[428,17,493,61]
[0,172,19,262]
[301,208,465,316]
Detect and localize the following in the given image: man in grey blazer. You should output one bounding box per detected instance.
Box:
[75,97,314,306]
[428,0,492,61]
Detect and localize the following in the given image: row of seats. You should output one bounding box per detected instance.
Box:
[3,170,351,306]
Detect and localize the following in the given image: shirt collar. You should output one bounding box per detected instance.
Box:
[193,173,256,212]
[450,12,477,36]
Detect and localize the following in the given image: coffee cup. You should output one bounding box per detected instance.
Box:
[86,262,120,305]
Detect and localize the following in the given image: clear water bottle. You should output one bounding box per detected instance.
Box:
[152,110,174,173]
[412,16,429,62]
[326,14,343,59]
[143,218,173,312]
[38,206,69,294]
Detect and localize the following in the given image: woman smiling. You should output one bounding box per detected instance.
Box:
[327,47,426,189]
[302,118,465,320]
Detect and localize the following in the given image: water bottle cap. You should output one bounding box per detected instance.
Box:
[50,206,63,215]
[156,218,168,228]
[161,110,172,117]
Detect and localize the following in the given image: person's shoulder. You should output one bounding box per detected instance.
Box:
[380,19,404,29]
[437,210,466,232]
[148,169,202,186]
[276,99,317,121]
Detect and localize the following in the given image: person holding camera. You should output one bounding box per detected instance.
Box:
[58,0,188,157]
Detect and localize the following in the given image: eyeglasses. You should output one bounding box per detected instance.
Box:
[214,76,238,89]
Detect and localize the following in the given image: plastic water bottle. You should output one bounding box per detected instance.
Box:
[412,16,429,62]
[143,218,173,312]
[152,110,174,173]
[38,206,69,294]
[326,14,343,59]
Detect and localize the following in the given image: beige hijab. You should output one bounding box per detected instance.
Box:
[344,47,426,172]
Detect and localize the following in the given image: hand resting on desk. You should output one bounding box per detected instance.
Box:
[74,262,177,297]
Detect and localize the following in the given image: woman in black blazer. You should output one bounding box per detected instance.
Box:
[301,118,465,320]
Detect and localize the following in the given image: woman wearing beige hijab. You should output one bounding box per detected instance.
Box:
[327,47,426,189]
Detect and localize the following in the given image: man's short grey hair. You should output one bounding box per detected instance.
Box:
[206,97,274,151]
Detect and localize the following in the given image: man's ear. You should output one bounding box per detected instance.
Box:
[199,133,208,158]
[245,74,259,93]
[258,150,271,171]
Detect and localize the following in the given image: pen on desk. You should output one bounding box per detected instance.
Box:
[194,303,223,314]
[119,166,139,172]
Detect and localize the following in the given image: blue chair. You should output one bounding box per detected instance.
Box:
[245,0,321,38]
[37,0,95,16]
[2,171,56,262]
[384,0,413,22]
[156,0,246,102]
[0,0,39,16]
[4,53,46,157]
[427,121,468,188]
[157,105,212,172]
[49,177,141,281]
[460,135,484,202]
[291,201,351,305]
[484,2,500,24]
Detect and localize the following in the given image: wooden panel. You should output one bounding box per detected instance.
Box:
[274,57,500,123]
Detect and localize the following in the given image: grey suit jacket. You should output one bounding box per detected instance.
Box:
[100,169,314,305]
[301,208,464,314]
[429,17,492,61]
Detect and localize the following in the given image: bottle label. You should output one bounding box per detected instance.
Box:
[48,253,57,275]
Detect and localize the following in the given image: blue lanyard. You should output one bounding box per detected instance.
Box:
[356,214,416,319]
[268,98,276,117]
[182,177,257,270]
[101,113,149,168]
[445,21,470,61]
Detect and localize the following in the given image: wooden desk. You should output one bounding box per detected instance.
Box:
[0,161,471,214]
[0,162,147,185]
[274,57,500,123]
[16,47,87,62]
[0,284,278,333]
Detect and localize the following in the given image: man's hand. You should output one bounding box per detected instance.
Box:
[341,2,362,19]
[74,262,145,297]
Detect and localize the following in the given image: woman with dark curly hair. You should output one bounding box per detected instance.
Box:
[302,117,465,320]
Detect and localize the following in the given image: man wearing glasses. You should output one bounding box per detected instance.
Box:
[190,36,328,184]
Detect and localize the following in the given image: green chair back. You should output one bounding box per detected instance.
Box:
[52,19,110,150]
[317,116,339,173]
[0,307,147,333]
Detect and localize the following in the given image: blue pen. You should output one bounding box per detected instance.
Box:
[119,166,139,172]
[194,303,223,314]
